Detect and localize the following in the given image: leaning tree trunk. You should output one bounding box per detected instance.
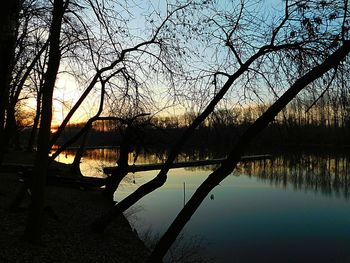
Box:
[69,126,90,177]
[23,0,67,244]
[102,127,132,201]
[147,41,350,262]
[0,0,20,163]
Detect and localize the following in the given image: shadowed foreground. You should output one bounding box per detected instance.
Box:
[0,172,148,262]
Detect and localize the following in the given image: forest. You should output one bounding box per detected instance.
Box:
[45,99,350,152]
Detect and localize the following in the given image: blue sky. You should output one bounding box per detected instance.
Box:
[50,0,290,124]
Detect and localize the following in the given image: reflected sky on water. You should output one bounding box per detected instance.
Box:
[56,149,350,262]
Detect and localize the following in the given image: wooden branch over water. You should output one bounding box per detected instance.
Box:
[104,154,272,174]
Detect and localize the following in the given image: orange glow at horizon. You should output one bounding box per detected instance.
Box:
[50,126,58,133]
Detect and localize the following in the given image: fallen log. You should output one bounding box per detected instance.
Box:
[104,154,272,174]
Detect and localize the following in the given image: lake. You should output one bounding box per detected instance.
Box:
[57,149,350,263]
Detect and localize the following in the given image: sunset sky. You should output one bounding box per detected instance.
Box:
[49,0,286,127]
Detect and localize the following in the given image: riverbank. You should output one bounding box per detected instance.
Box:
[0,170,149,262]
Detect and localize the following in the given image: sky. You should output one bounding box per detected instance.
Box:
[50,0,286,126]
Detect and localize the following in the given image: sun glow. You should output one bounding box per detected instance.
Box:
[50,126,59,133]
[51,72,99,127]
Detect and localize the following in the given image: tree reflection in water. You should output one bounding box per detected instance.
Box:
[57,148,350,199]
[55,148,350,262]
[236,153,350,199]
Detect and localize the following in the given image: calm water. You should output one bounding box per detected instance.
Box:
[58,149,350,262]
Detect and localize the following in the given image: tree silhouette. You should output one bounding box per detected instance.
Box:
[23,0,68,244]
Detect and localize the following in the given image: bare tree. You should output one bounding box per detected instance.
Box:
[23,0,69,244]
[86,5,350,263]
[48,1,192,152]
[90,0,319,233]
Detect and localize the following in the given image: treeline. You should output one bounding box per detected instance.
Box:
[50,94,350,153]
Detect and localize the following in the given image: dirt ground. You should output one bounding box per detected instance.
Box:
[0,171,149,263]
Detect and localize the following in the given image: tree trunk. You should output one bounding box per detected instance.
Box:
[27,93,41,151]
[69,127,90,177]
[4,106,18,149]
[102,127,131,201]
[0,0,20,163]
[23,0,67,244]
[147,41,350,262]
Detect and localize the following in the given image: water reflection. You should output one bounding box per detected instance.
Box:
[237,154,350,199]
[56,148,350,198]
[54,149,350,262]
[55,148,223,177]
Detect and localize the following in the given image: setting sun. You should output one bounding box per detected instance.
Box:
[50,126,58,133]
